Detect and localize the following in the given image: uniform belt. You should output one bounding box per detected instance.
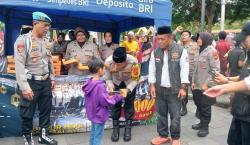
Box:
[27,74,49,81]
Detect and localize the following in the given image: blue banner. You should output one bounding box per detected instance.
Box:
[0,0,172,55]
[0,0,172,21]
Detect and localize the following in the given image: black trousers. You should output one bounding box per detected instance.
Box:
[182,89,189,105]
[227,118,250,145]
[19,79,53,135]
[182,76,193,106]
[111,82,136,120]
[156,87,181,139]
[193,89,215,128]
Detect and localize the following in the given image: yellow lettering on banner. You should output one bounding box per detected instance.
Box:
[134,100,140,112]
[139,111,153,118]
[147,99,155,111]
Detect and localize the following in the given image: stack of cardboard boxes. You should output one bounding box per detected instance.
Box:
[7,56,15,74]
[6,55,63,76]
[52,55,62,76]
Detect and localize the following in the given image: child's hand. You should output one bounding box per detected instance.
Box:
[108,95,113,99]
[108,92,114,96]
[120,89,128,98]
[108,87,114,93]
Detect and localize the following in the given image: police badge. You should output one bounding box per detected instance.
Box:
[131,64,140,81]
[17,42,25,53]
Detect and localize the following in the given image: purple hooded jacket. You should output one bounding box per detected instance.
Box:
[82,78,123,124]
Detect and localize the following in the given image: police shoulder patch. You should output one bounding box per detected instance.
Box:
[131,63,140,81]
[16,40,25,53]
[213,50,219,60]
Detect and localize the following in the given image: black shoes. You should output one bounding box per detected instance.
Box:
[38,128,58,145]
[123,120,132,142]
[198,129,209,137]
[111,120,120,142]
[23,133,34,145]
[192,123,209,137]
[192,123,202,130]
[23,129,57,145]
[111,120,133,142]
[181,101,188,116]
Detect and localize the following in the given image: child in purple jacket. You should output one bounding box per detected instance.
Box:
[82,58,124,145]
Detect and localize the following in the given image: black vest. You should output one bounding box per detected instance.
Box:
[154,42,183,94]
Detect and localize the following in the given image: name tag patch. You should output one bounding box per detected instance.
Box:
[200,62,206,69]
[155,57,161,62]
[171,52,179,59]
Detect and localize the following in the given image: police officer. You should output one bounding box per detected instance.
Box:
[192,32,220,137]
[99,31,119,61]
[105,47,139,142]
[65,27,100,75]
[149,26,189,145]
[14,12,58,145]
[205,22,250,145]
[180,30,198,116]
[52,33,67,56]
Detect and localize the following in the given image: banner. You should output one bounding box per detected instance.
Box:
[0,0,172,21]
[0,74,156,137]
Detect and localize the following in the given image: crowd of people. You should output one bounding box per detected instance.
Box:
[12,11,250,145]
[50,27,154,77]
[205,22,250,145]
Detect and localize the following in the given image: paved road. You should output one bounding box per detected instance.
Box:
[0,101,232,145]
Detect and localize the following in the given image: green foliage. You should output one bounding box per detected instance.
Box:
[0,21,4,31]
[171,0,250,32]
[172,0,220,32]
[226,0,250,22]
[213,19,249,30]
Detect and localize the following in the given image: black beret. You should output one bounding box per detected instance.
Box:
[113,47,127,63]
[157,26,172,35]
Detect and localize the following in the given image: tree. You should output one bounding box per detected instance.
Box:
[226,0,250,23]
[172,0,220,33]
[172,0,250,33]
[205,0,219,32]
[0,21,4,31]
